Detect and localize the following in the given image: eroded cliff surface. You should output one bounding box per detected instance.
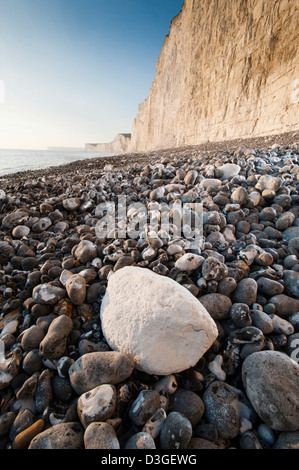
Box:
[130,0,299,152]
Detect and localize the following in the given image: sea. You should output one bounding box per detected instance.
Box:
[0,149,112,177]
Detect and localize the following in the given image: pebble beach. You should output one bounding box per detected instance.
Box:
[0,131,299,450]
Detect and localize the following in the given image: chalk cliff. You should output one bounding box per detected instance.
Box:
[129,0,299,152]
[85,133,131,153]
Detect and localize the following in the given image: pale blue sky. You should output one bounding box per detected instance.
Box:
[0,0,183,149]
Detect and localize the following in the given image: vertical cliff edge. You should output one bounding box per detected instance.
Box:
[129,0,299,152]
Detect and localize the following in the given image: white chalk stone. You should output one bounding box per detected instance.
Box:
[200,178,222,188]
[218,163,241,179]
[100,266,218,375]
[175,253,204,272]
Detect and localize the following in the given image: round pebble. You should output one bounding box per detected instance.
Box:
[160,411,192,450]
[84,422,120,449]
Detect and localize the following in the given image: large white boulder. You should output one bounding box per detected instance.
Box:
[100,267,218,375]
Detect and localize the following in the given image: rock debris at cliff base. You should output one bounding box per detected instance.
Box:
[0,132,299,450]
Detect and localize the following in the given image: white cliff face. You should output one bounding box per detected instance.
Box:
[129,0,299,152]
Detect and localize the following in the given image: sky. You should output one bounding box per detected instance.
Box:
[0,0,184,149]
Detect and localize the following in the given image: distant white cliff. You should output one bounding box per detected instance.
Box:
[85,134,131,153]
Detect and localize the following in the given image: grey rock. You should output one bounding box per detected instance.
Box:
[268,294,299,317]
[239,431,263,449]
[171,389,204,427]
[125,432,156,449]
[84,422,120,449]
[273,431,299,449]
[232,278,258,306]
[150,186,165,201]
[203,381,240,439]
[32,217,52,233]
[289,237,299,250]
[0,348,22,390]
[194,422,219,442]
[0,320,18,339]
[242,350,299,431]
[86,282,103,303]
[62,198,81,211]
[283,226,299,243]
[21,325,45,351]
[142,408,167,439]
[230,303,252,327]
[257,277,284,297]
[129,390,161,426]
[250,310,274,334]
[208,354,226,381]
[12,225,30,238]
[229,326,265,359]
[52,375,74,402]
[66,274,86,305]
[77,384,116,428]
[154,375,178,395]
[199,293,232,320]
[283,270,299,298]
[78,339,110,355]
[269,314,295,335]
[217,276,237,296]
[35,369,52,415]
[289,313,299,331]
[39,315,73,359]
[188,437,224,449]
[160,412,192,449]
[257,423,276,445]
[275,211,295,231]
[2,211,29,229]
[54,221,69,233]
[231,186,248,205]
[255,175,283,192]
[9,409,35,441]
[69,351,134,395]
[184,169,198,185]
[32,284,66,305]
[74,240,98,264]
[0,412,15,438]
[56,356,74,378]
[21,257,39,270]
[16,374,38,399]
[259,207,277,221]
[59,269,73,287]
[22,349,43,375]
[284,255,299,269]
[202,256,228,281]
[29,422,84,449]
